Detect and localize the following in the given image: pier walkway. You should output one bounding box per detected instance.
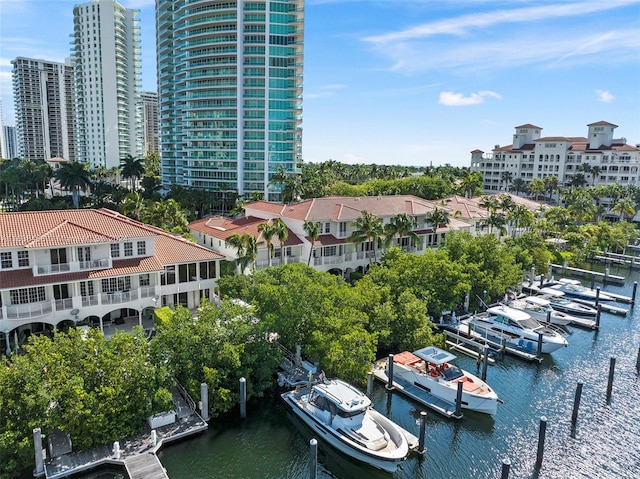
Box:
[41,387,207,479]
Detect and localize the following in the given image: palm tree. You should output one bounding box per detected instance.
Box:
[119,154,145,191]
[500,171,513,192]
[567,173,587,190]
[589,165,602,185]
[459,170,483,198]
[348,210,383,263]
[225,233,258,274]
[528,178,546,201]
[272,218,289,263]
[383,213,418,249]
[303,220,322,266]
[426,207,450,228]
[257,221,276,267]
[55,161,92,208]
[612,197,637,222]
[507,204,535,237]
[268,165,289,200]
[509,178,527,196]
[543,175,559,203]
[229,198,246,218]
[283,173,304,203]
[122,191,145,219]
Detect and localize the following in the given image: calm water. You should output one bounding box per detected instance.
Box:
[83,266,640,479]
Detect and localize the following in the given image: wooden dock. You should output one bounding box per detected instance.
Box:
[549,263,625,285]
[371,359,463,419]
[125,453,168,479]
[441,328,543,363]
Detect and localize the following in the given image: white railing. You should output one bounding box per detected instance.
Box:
[82,295,99,307]
[35,263,71,275]
[140,286,155,299]
[55,298,73,311]
[79,258,112,270]
[101,290,138,305]
[6,300,53,319]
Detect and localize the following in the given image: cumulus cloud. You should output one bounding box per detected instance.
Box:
[438,90,502,106]
[596,89,615,102]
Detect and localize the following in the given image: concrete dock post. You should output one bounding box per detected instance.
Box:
[604,267,610,282]
[591,275,595,291]
[239,377,247,418]
[606,357,616,403]
[571,382,583,424]
[33,428,44,475]
[632,281,638,307]
[539,275,544,289]
[309,438,318,479]
[529,266,536,283]
[200,382,209,421]
[151,429,157,447]
[455,381,463,417]
[367,371,373,397]
[536,332,544,360]
[418,411,427,454]
[500,458,511,479]
[481,345,489,381]
[483,290,487,311]
[464,292,470,312]
[595,305,602,330]
[501,337,507,360]
[386,354,395,390]
[535,416,547,469]
[113,441,120,460]
[636,345,640,371]
[595,287,600,306]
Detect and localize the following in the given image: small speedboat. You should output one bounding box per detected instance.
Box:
[281,378,409,472]
[461,305,569,354]
[545,279,614,302]
[538,289,598,318]
[384,346,500,415]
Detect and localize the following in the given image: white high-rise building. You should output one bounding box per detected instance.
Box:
[156,0,304,202]
[11,57,76,161]
[471,121,640,192]
[71,0,143,169]
[0,100,6,159]
[3,126,18,160]
[141,91,159,155]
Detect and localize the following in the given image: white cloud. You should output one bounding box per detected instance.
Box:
[438,90,501,106]
[596,89,615,102]
[305,84,346,99]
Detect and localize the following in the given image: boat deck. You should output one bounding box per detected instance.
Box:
[371,359,463,419]
[441,327,543,362]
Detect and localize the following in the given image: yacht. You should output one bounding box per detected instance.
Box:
[281,378,409,472]
[383,346,500,415]
[460,305,569,354]
[545,279,614,302]
[538,289,598,318]
[505,295,575,326]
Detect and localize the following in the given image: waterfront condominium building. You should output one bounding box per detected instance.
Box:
[71,0,143,169]
[141,91,160,154]
[156,0,304,201]
[11,57,76,161]
[470,121,640,193]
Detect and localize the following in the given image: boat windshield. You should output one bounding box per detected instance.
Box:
[336,408,365,419]
[441,366,464,381]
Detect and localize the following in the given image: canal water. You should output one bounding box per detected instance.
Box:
[82,267,640,479]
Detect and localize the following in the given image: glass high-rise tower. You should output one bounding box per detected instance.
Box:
[156,0,303,201]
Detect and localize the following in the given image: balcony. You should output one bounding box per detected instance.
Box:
[82,295,99,307]
[101,290,138,305]
[55,298,73,311]
[35,263,71,275]
[6,300,53,319]
[79,258,112,270]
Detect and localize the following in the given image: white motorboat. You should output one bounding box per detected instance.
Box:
[461,305,568,354]
[538,289,598,318]
[281,378,409,472]
[505,295,574,326]
[545,279,615,302]
[387,346,500,415]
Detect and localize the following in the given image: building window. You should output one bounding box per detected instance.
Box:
[10,286,46,304]
[101,277,131,293]
[339,222,347,235]
[50,248,67,265]
[17,251,29,267]
[139,273,150,286]
[124,242,133,257]
[161,266,176,285]
[323,222,330,234]
[80,281,94,297]
[1,252,13,269]
[137,241,146,255]
[111,243,120,258]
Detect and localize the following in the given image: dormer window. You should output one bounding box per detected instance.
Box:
[124,242,133,257]
[18,251,29,267]
[1,252,12,269]
[137,241,146,255]
[111,243,120,258]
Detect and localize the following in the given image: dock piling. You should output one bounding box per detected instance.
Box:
[633,282,638,307]
[418,411,427,454]
[535,416,547,469]
[636,345,640,371]
[595,305,601,330]
[500,458,511,479]
[386,354,395,390]
[200,382,209,421]
[151,429,157,447]
[455,381,463,417]
[606,357,616,403]
[309,438,318,479]
[33,427,44,475]
[367,371,373,397]
[571,382,583,425]
[239,377,247,418]
[481,345,489,381]
[113,441,121,460]
[546,309,551,325]
[536,332,544,361]
[591,275,595,291]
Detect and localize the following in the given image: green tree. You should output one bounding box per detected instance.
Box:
[348,210,383,263]
[120,154,145,192]
[257,221,276,267]
[303,220,322,266]
[55,161,92,208]
[272,218,289,263]
[612,197,636,222]
[225,232,258,274]
[528,178,546,201]
[383,213,418,249]
[509,178,527,196]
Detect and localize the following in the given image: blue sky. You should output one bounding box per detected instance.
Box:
[0,0,639,167]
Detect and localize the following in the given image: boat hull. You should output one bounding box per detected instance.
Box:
[281,391,407,472]
[462,319,567,354]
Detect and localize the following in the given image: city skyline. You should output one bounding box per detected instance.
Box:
[0,0,639,168]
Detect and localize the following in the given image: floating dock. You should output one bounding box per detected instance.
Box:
[549,264,625,285]
[371,359,463,419]
[572,298,629,316]
[566,316,598,330]
[441,327,543,363]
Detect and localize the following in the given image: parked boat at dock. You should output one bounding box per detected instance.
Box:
[504,295,574,326]
[545,279,615,302]
[537,289,598,318]
[281,378,409,472]
[374,347,499,415]
[454,305,569,354]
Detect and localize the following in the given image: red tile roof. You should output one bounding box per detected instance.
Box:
[189,215,302,247]
[514,124,543,129]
